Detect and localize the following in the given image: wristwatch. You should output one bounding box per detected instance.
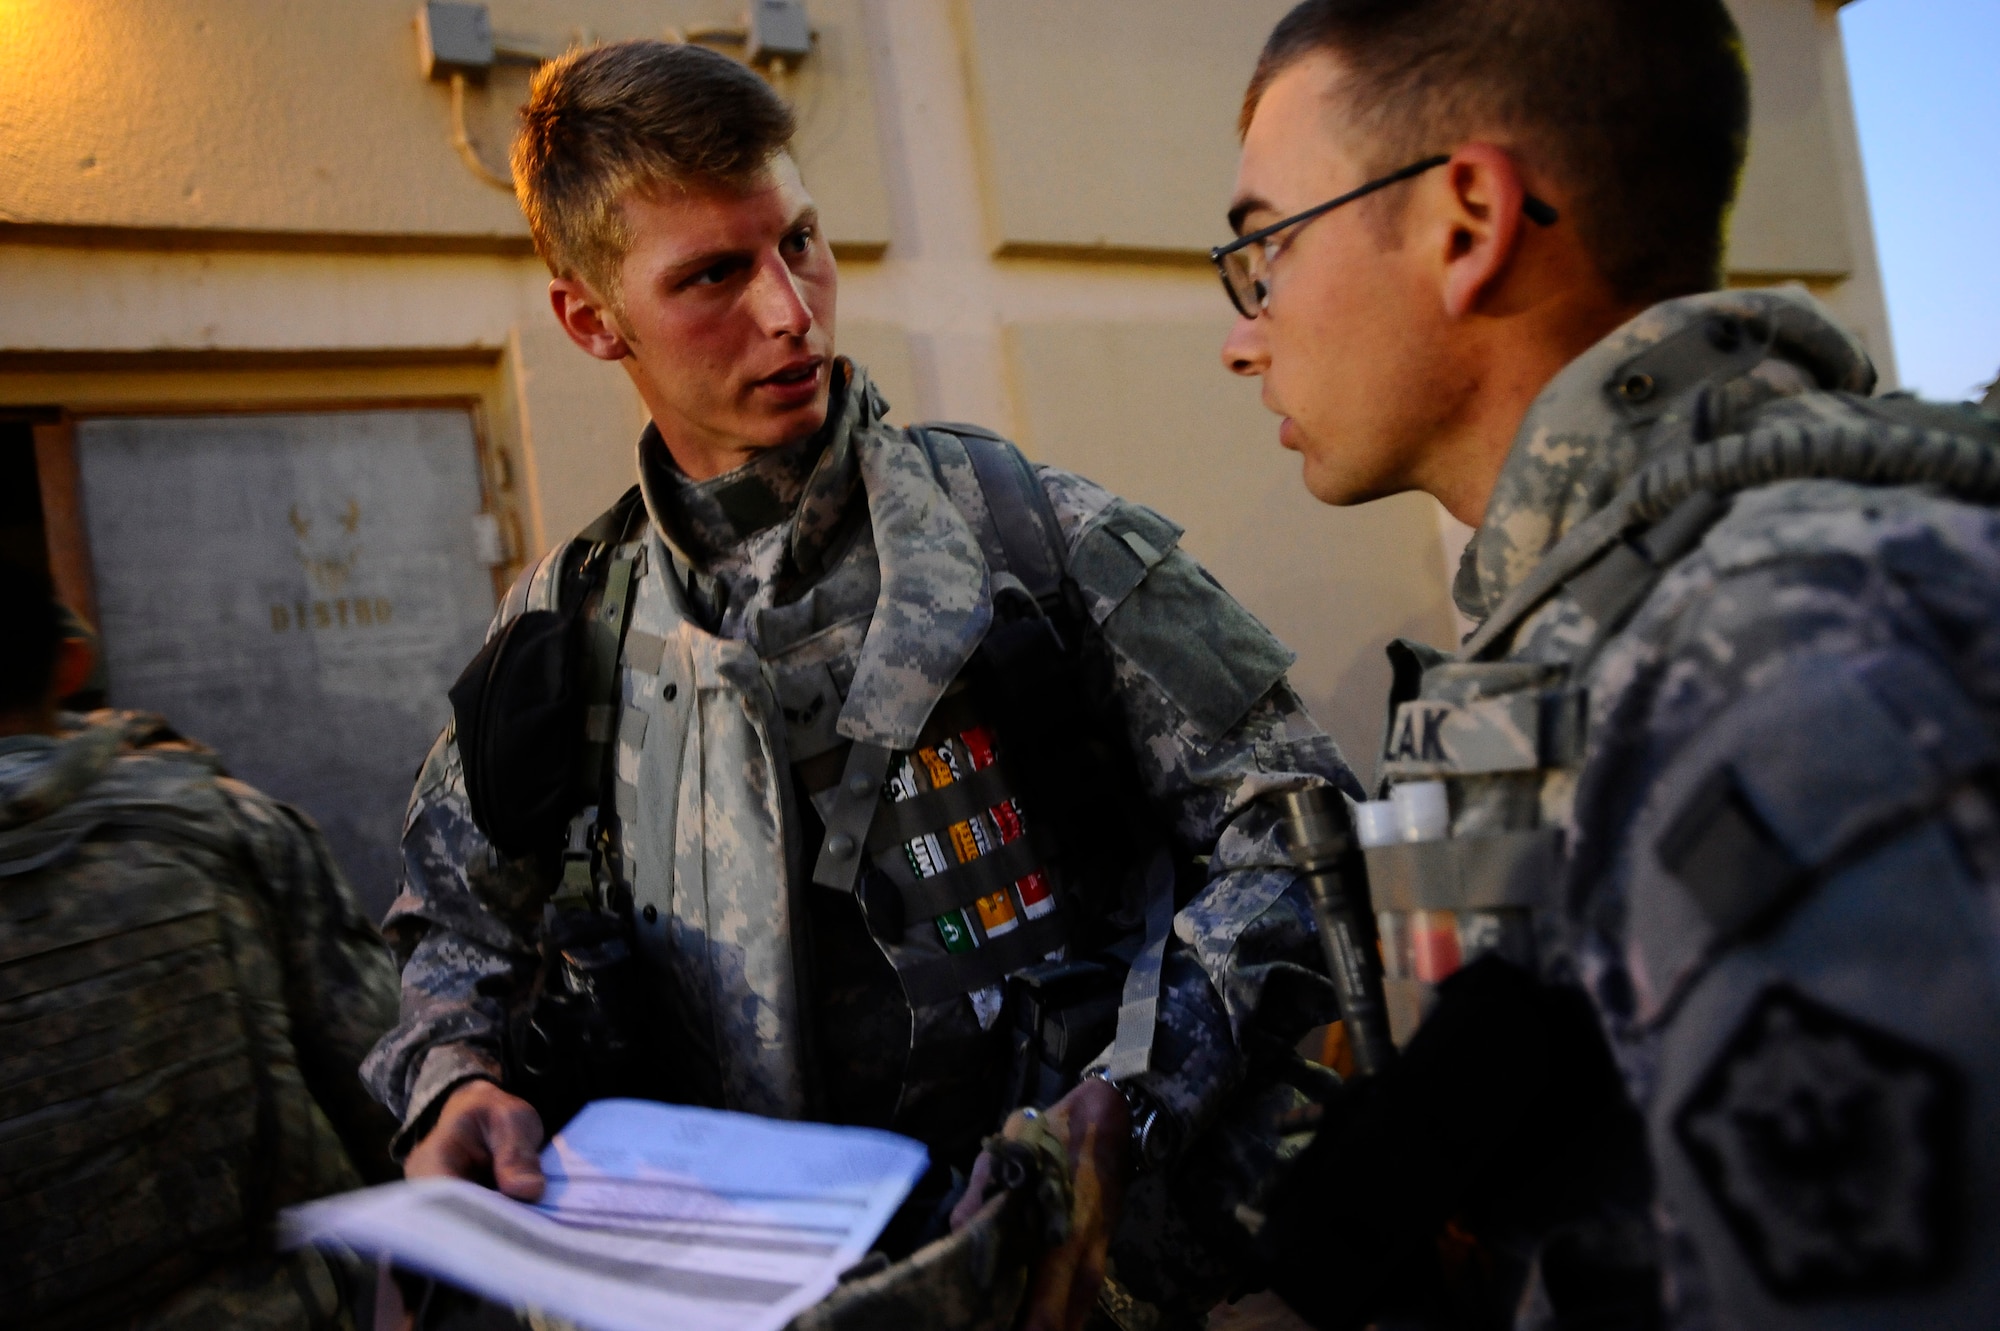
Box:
[1087,1068,1179,1172]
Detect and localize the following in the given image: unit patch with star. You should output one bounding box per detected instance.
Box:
[1674,984,1963,1300]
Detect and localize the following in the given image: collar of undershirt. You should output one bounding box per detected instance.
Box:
[641,362,868,583]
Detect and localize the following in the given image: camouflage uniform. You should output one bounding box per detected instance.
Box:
[1374,288,2000,1327]
[0,711,400,1329]
[361,365,1356,1310]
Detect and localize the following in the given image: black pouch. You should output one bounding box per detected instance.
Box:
[448,608,584,860]
[1002,957,1127,1111]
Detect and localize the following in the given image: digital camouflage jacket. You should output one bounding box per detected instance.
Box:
[360,367,1355,1288]
[1386,288,2000,1328]
[0,711,399,1329]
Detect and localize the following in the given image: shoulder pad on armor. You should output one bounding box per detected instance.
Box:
[1626,646,1992,1022]
[1072,500,1294,742]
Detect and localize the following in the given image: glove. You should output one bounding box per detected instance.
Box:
[1259,956,1648,1329]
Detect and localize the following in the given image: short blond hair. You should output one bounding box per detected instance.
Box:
[512,41,797,306]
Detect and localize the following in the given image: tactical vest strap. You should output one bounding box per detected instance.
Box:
[873,831,1047,920]
[960,435,1065,603]
[555,506,646,911]
[870,760,1019,846]
[1104,847,1175,1081]
[911,424,1068,605]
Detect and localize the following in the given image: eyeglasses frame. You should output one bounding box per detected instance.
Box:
[1209,154,1560,318]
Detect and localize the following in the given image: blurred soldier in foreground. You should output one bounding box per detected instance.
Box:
[361,39,1356,1331]
[0,571,401,1327]
[1216,0,2000,1326]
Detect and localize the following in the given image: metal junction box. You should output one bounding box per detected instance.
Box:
[418,1,495,80]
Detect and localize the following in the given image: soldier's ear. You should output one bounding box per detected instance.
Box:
[1436,144,1531,321]
[549,278,633,362]
[51,634,95,705]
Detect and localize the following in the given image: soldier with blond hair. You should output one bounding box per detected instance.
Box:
[364,39,1360,1330]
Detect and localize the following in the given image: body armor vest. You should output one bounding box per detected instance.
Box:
[0,720,346,1328]
[793,427,1161,1021]
[1366,361,2000,1042]
[464,425,1168,1129]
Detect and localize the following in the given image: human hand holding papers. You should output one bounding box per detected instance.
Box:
[283,1099,929,1331]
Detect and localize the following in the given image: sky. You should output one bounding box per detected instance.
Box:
[1839,0,2000,401]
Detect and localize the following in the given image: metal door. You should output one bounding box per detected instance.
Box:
[75,408,500,920]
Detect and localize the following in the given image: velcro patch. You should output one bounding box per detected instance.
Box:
[1675,984,1963,1301]
[1655,766,1805,937]
[1101,550,1294,742]
[1069,501,1186,622]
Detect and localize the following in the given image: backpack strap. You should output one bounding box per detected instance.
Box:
[911,423,1068,606]
[542,487,647,910]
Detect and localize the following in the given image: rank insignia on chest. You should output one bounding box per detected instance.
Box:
[1674,983,1964,1301]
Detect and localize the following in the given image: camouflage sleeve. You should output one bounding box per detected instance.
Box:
[356,726,542,1155]
[1138,698,1355,1146]
[216,776,403,1179]
[1038,465,1363,1146]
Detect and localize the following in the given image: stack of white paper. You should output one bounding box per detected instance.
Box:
[283,1099,930,1331]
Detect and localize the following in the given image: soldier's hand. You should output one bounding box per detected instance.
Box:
[953,1077,1130,1331]
[404,1079,547,1201]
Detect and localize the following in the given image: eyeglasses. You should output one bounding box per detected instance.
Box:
[1210,154,1560,318]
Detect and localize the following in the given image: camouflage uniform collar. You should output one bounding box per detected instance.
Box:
[1460,286,1875,623]
[645,428,827,568]
[639,360,877,583]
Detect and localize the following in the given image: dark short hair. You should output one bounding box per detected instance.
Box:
[1243,0,1750,306]
[512,40,798,309]
[0,567,61,713]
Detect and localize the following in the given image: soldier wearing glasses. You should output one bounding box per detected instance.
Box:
[1214,1,2000,1328]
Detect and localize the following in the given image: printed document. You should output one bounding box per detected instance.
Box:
[283,1099,930,1331]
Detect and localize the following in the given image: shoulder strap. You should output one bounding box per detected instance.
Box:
[555,491,647,911]
[496,484,647,625]
[561,484,648,609]
[911,424,1067,605]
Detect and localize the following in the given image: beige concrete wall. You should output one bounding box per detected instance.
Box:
[1725,0,1897,380]
[0,0,1896,778]
[955,0,1295,259]
[947,0,1895,389]
[1004,320,1456,764]
[0,0,890,251]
